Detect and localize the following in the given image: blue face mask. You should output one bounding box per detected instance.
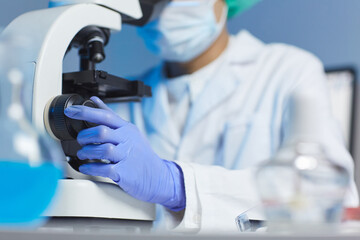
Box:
[137,0,228,63]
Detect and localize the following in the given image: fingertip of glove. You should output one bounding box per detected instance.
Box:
[90,96,101,102]
[64,106,81,117]
[90,96,105,107]
[76,150,86,160]
[79,164,90,174]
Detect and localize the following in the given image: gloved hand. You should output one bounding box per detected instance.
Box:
[64,96,186,211]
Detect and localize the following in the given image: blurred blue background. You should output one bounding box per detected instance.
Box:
[1,0,360,177]
[82,0,360,78]
[1,0,359,77]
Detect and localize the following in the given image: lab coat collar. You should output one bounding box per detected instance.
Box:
[142,53,224,146]
[228,30,265,64]
[142,30,265,142]
[183,30,265,133]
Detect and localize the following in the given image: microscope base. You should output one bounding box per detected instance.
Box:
[40,217,153,234]
[46,179,156,224]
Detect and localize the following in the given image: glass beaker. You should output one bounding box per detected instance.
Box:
[0,32,63,228]
[256,142,349,233]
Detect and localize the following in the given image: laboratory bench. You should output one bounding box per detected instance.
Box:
[2,217,360,240]
[2,230,360,240]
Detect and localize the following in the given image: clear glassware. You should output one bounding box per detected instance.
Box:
[235,206,267,232]
[0,33,63,228]
[256,142,349,233]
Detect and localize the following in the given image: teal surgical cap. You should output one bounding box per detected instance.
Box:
[225,0,261,18]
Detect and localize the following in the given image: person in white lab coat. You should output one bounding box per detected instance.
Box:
[65,0,359,233]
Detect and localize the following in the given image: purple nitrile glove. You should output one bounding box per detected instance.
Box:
[64,96,186,211]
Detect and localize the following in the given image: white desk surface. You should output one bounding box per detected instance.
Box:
[1,231,360,240]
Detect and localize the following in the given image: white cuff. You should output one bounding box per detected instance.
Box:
[163,161,201,233]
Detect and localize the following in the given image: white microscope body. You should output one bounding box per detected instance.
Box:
[1,0,156,230]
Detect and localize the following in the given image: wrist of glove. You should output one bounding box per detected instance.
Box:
[64,96,186,211]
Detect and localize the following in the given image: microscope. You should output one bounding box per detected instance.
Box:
[1,0,170,232]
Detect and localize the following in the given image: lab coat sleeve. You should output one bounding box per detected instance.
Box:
[281,52,359,207]
[163,161,262,233]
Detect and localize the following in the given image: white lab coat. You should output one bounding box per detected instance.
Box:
[112,30,359,233]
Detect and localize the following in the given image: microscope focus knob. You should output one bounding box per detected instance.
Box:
[44,94,98,141]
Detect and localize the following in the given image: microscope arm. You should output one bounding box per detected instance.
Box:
[49,0,142,20]
[0,1,158,223]
[50,0,171,26]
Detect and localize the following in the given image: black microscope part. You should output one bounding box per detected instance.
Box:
[48,94,98,141]
[88,39,105,63]
[70,26,110,71]
[61,140,108,172]
[57,25,153,172]
[122,0,171,26]
[70,26,110,50]
[57,70,152,171]
[55,70,152,172]
[62,70,152,101]
[48,94,108,172]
